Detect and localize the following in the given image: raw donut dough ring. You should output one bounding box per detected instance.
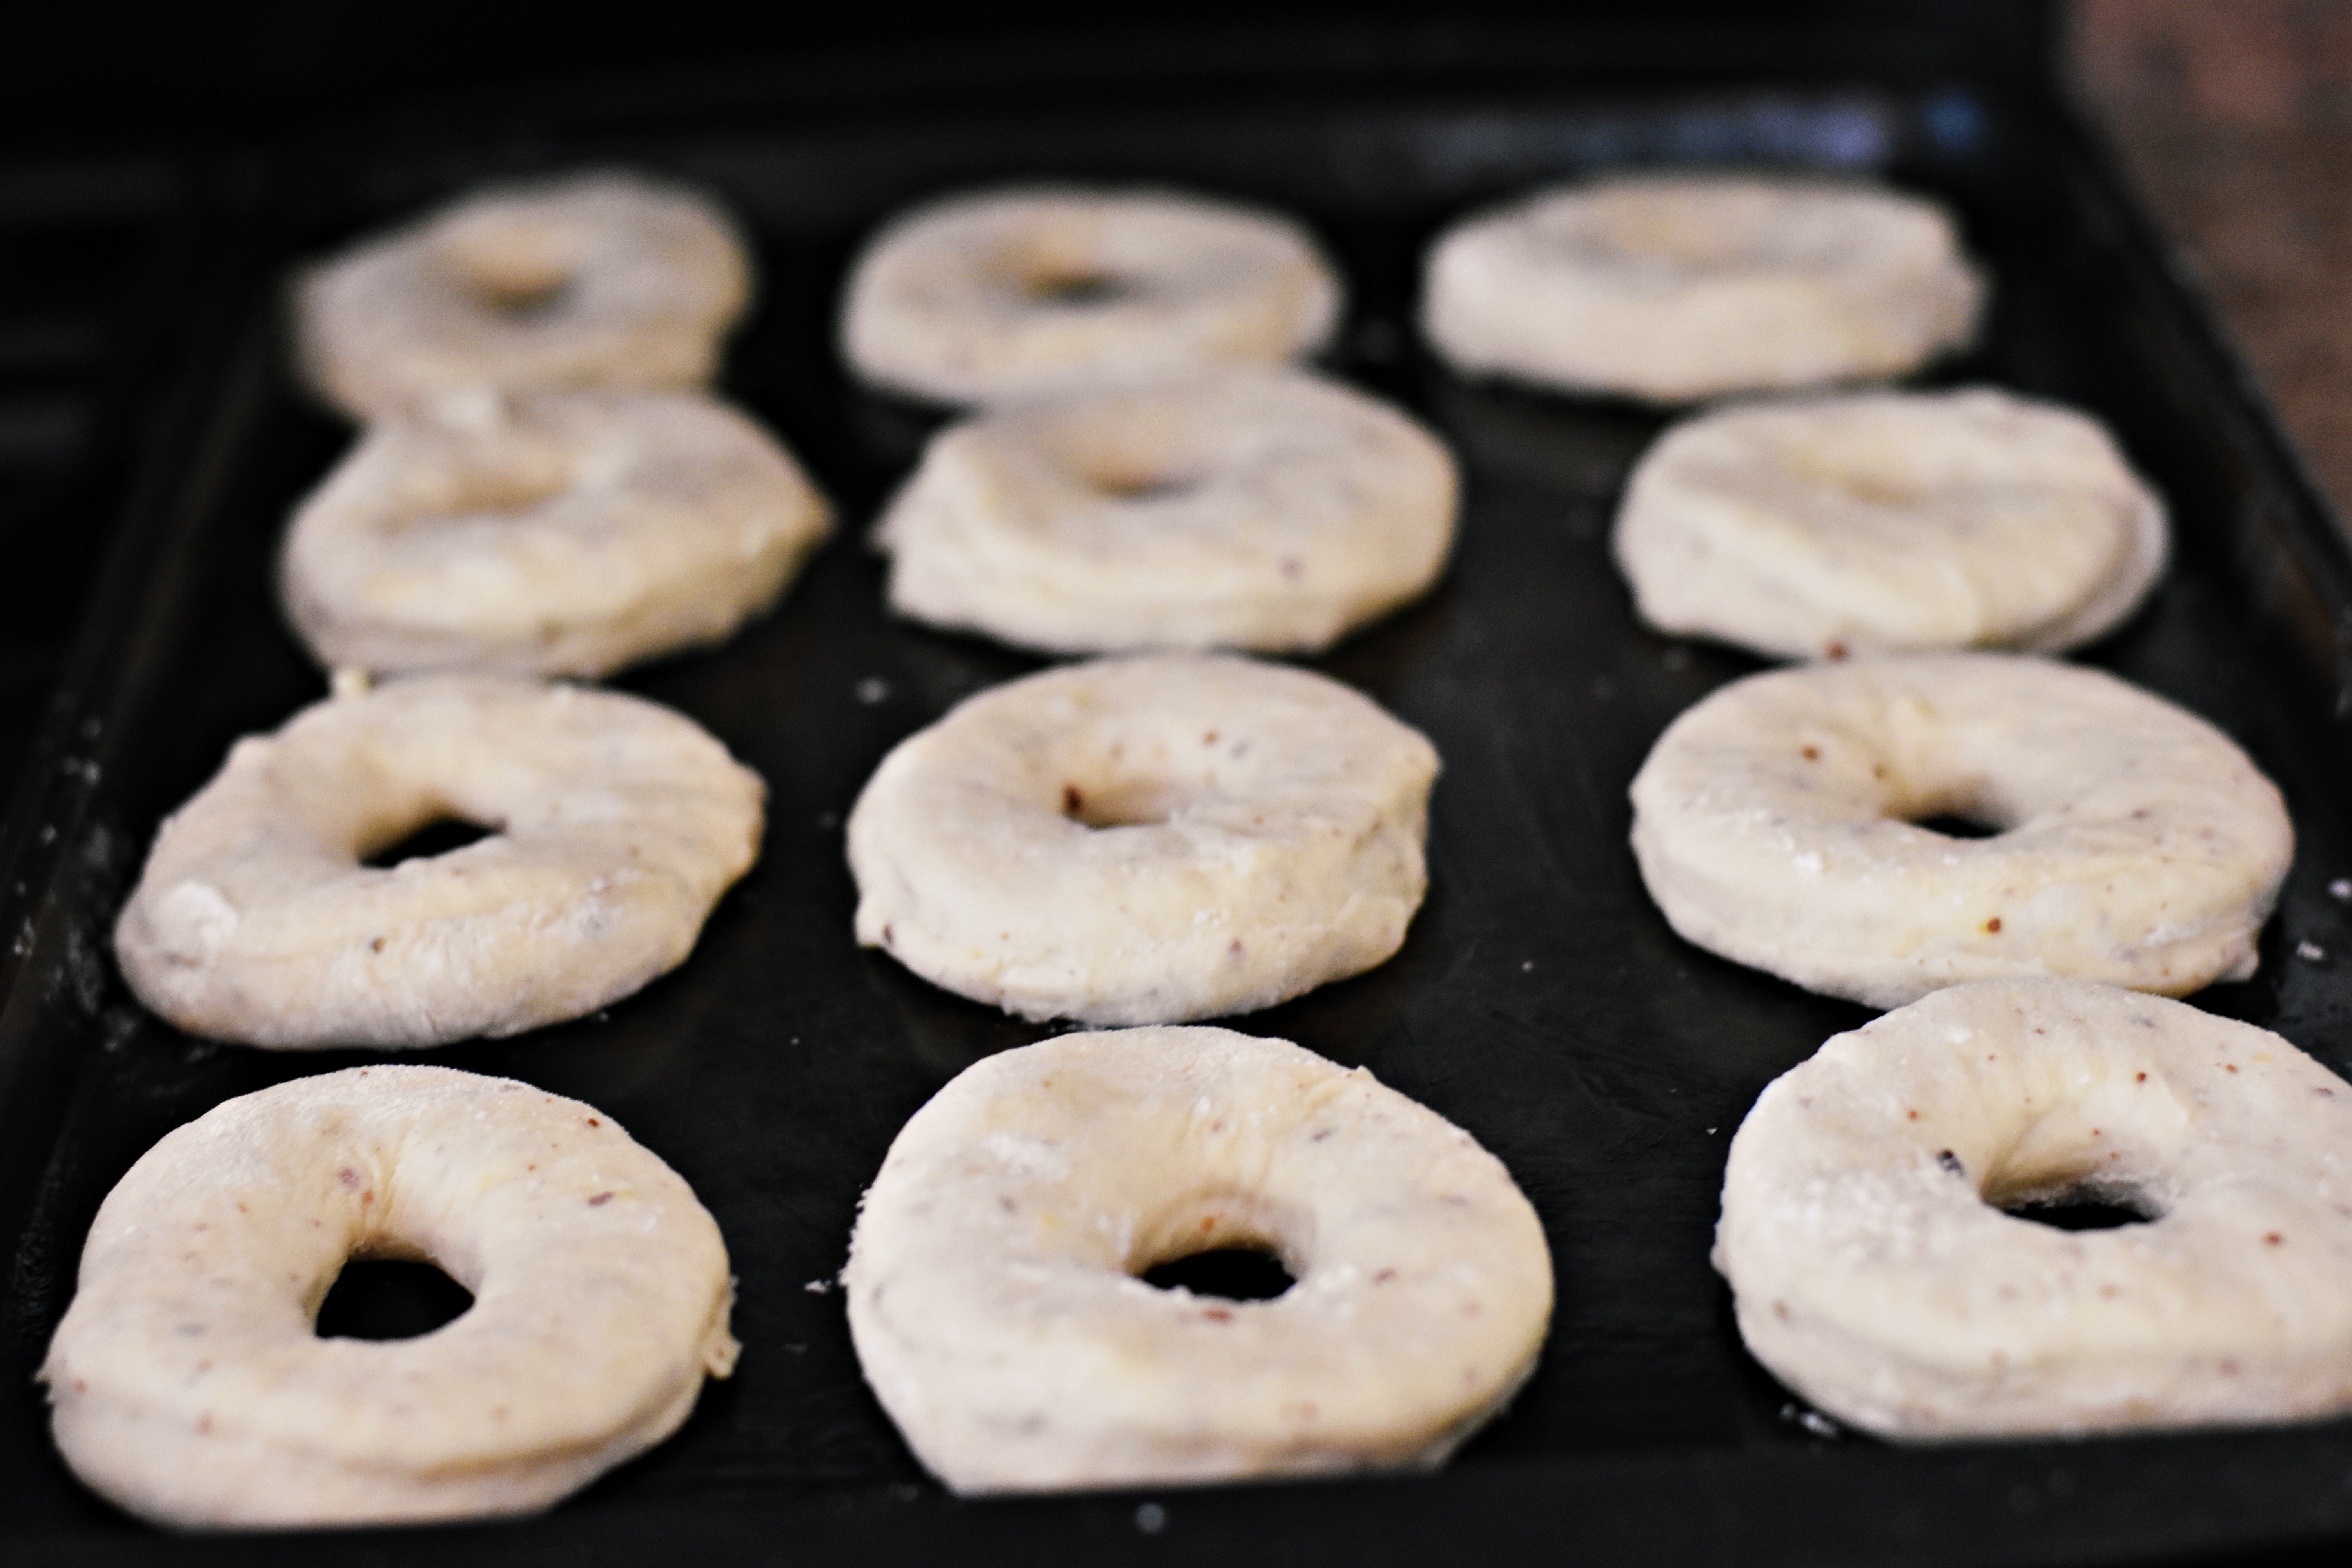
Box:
[41,1064,739,1526]
[845,1025,1552,1492]
[1614,388,2168,659]
[840,185,1343,405]
[846,654,1438,1024]
[1628,653,2292,1008]
[281,389,832,679]
[114,675,765,1049]
[873,370,1457,653]
[296,171,752,420]
[1421,172,1985,404]
[1717,978,2352,1439]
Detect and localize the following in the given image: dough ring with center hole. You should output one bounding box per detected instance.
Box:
[845,653,1438,1024]
[295,170,751,420]
[1715,978,2352,1439]
[280,388,832,679]
[1613,387,2168,659]
[844,1024,1552,1492]
[1421,172,1985,403]
[839,184,1342,405]
[113,674,765,1048]
[40,1064,739,1527]
[1626,652,2292,1008]
[873,368,1457,653]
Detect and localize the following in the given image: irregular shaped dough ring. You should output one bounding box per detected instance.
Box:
[114,675,765,1048]
[1717,978,2352,1438]
[840,185,1342,405]
[296,171,751,419]
[42,1065,739,1526]
[874,370,1457,653]
[1421,173,1984,403]
[1614,388,2168,659]
[1627,653,2292,1007]
[845,1025,1552,1492]
[846,655,1437,1024]
[280,389,832,679]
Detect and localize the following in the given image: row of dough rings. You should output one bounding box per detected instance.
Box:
[873,369,1457,655]
[1612,387,2169,661]
[42,1065,739,1527]
[113,675,766,1049]
[844,1025,1553,1492]
[847,653,1439,1025]
[1716,978,2352,1440]
[1421,172,1985,404]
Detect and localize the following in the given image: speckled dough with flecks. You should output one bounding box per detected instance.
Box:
[1716,979,2352,1439]
[845,1025,1552,1491]
[1627,653,2291,1007]
[113,675,764,1048]
[41,1065,739,1527]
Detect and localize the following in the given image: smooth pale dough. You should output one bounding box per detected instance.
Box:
[1628,653,2292,1008]
[846,654,1438,1024]
[844,1025,1553,1492]
[280,389,831,679]
[114,675,765,1048]
[42,1064,739,1527]
[840,185,1342,405]
[296,171,751,420]
[874,370,1457,653]
[1717,978,2352,1439]
[1614,388,2168,659]
[1421,172,1984,403]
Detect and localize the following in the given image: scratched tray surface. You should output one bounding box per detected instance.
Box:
[10,65,2352,1568]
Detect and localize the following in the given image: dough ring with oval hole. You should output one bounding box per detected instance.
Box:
[40,1063,738,1526]
[873,369,1457,654]
[295,170,752,420]
[1717,977,2352,1439]
[840,184,1342,405]
[844,1024,1552,1492]
[1421,172,1985,404]
[1627,653,2292,1008]
[114,674,765,1049]
[1613,388,2168,660]
[281,388,832,679]
[846,654,1437,1024]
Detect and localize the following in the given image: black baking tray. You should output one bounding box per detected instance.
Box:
[11,9,2352,1565]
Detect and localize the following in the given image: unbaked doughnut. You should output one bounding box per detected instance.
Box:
[873,369,1457,653]
[1717,978,2352,1438]
[1613,388,2168,659]
[846,654,1437,1024]
[1627,653,2292,1007]
[296,171,751,420]
[1421,172,1984,403]
[280,389,832,679]
[42,1064,738,1526]
[114,675,764,1048]
[840,185,1342,405]
[844,1024,1552,1492]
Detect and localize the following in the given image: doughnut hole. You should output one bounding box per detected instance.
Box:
[315,1257,476,1341]
[1884,778,2019,842]
[358,804,502,870]
[437,214,579,319]
[1129,1191,1303,1304]
[1960,1089,2170,1234]
[397,444,575,526]
[1022,268,1130,307]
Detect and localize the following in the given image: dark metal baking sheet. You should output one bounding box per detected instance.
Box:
[10,20,2352,1566]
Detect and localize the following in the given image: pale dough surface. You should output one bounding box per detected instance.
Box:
[114,675,765,1048]
[1421,172,1984,403]
[1717,978,2352,1439]
[846,655,1437,1024]
[1614,388,2168,659]
[875,370,1456,653]
[840,185,1341,405]
[845,1025,1552,1492]
[1628,653,2292,1007]
[296,171,751,420]
[281,389,831,679]
[42,1064,739,1527]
